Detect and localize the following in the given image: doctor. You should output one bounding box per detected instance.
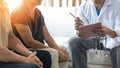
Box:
[69,0,120,68]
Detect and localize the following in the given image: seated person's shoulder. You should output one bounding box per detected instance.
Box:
[11,7,28,25]
[35,8,42,16]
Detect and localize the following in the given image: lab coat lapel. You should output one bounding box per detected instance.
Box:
[98,0,111,18]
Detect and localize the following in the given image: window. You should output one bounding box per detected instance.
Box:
[41,0,81,7]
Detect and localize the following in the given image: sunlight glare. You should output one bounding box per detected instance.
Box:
[5,0,22,14]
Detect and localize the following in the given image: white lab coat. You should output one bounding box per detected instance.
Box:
[78,0,120,49]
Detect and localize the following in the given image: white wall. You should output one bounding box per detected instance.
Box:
[39,7,76,37]
[38,7,77,47]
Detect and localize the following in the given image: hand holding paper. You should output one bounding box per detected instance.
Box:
[95,26,117,38]
[78,23,105,38]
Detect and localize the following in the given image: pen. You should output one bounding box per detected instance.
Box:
[69,12,76,18]
[69,12,83,25]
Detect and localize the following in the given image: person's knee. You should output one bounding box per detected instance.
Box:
[42,50,51,59]
[69,37,78,44]
[38,48,59,62]
[36,50,51,58]
[35,50,51,66]
[69,37,80,48]
[48,48,59,58]
[44,48,59,68]
[40,48,58,57]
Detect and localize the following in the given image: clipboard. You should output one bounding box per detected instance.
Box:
[79,23,103,38]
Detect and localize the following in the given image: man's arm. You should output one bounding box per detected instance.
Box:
[0,45,27,62]
[13,24,47,49]
[43,25,69,62]
[0,45,42,67]
[8,30,33,56]
[43,25,60,49]
[8,31,43,67]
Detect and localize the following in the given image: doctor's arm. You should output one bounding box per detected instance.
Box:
[113,12,120,37]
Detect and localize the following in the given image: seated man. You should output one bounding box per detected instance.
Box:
[68,0,120,68]
[0,0,51,68]
[11,0,69,68]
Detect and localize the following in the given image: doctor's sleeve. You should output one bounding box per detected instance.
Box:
[114,10,120,37]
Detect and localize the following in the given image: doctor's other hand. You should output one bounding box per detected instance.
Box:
[95,26,117,38]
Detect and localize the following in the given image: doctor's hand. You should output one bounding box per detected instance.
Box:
[94,26,117,38]
[74,17,83,31]
[74,17,83,36]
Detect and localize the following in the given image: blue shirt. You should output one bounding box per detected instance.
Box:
[96,8,100,16]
